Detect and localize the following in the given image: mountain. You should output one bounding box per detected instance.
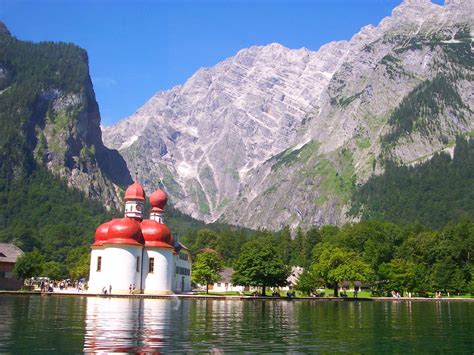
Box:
[103,0,473,230]
[0,24,226,264]
[0,23,132,209]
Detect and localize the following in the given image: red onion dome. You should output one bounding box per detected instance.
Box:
[140,219,173,247]
[124,180,145,202]
[149,188,167,212]
[106,217,144,245]
[93,220,113,246]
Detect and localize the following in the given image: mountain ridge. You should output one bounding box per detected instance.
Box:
[103,0,473,230]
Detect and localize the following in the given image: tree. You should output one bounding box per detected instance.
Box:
[193,229,220,252]
[231,238,290,296]
[312,244,373,297]
[379,258,426,296]
[192,249,224,294]
[278,226,292,265]
[13,250,45,280]
[295,269,322,295]
[430,258,467,295]
[69,252,90,281]
[43,261,66,280]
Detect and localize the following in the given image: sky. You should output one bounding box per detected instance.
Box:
[1,0,444,126]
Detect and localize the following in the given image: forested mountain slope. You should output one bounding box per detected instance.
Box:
[351,137,474,229]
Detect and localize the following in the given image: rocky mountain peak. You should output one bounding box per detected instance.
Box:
[103,0,473,230]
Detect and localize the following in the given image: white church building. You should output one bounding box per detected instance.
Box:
[88,180,192,295]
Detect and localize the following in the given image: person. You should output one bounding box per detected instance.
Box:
[354,288,358,298]
[109,285,112,295]
[129,284,132,294]
[102,286,107,295]
[132,284,136,294]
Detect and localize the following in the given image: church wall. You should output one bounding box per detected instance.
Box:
[88,248,104,293]
[142,248,174,294]
[102,245,143,294]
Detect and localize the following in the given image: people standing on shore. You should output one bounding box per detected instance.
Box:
[109,285,112,295]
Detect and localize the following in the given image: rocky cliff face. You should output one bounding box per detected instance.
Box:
[0,25,132,209]
[34,82,132,209]
[103,0,473,229]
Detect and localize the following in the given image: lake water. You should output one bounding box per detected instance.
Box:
[0,295,472,353]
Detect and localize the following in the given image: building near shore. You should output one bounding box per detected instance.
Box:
[208,267,245,293]
[0,243,24,290]
[88,181,192,294]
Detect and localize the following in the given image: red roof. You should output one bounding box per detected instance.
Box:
[93,220,114,246]
[149,188,167,211]
[105,218,144,245]
[124,180,145,202]
[140,219,173,248]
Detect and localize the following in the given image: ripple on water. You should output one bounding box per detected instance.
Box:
[0,296,473,353]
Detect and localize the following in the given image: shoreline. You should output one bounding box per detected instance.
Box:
[1,290,472,302]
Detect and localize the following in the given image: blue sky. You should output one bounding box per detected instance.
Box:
[1,0,443,126]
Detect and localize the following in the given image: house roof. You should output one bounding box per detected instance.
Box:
[0,243,24,263]
[287,266,304,286]
[219,267,234,283]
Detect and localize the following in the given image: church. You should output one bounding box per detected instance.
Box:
[88,180,192,294]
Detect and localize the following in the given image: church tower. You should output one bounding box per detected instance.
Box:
[124,180,145,219]
[149,187,167,223]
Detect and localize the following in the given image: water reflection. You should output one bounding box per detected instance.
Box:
[84,297,174,352]
[0,296,472,353]
[82,298,474,353]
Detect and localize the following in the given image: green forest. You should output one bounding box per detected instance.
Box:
[351,137,474,229]
[188,219,473,297]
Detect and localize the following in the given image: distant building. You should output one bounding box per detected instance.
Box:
[0,243,24,290]
[208,267,245,293]
[88,181,192,295]
[278,266,304,291]
[204,266,305,293]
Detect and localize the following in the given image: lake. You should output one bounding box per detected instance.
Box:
[0,295,472,353]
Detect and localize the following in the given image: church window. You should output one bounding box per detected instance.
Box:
[97,256,102,272]
[149,258,154,273]
[136,256,140,272]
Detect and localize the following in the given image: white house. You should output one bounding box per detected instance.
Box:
[208,268,245,293]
